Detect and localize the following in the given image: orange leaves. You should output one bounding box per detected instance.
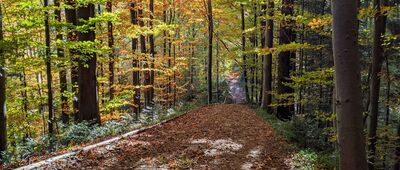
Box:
[307,17,331,30]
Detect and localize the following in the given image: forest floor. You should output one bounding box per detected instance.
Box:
[24,104,291,170]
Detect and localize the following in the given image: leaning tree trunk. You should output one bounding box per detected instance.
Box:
[331,0,368,169]
[76,4,100,124]
[0,2,6,159]
[367,0,387,169]
[261,0,274,112]
[207,0,213,104]
[44,0,54,135]
[277,0,295,120]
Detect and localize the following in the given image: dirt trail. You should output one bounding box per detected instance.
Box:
[38,104,290,169]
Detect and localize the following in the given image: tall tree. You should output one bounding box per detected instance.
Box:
[277,0,295,120]
[44,0,54,134]
[367,0,387,169]
[65,0,79,116]
[131,0,140,116]
[331,0,368,169]
[261,0,273,111]
[138,0,149,108]
[107,1,115,102]
[241,4,250,103]
[76,3,100,124]
[206,0,213,104]
[0,2,6,159]
[149,0,155,104]
[55,0,69,124]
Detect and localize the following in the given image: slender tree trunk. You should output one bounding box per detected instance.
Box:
[261,0,273,112]
[367,0,387,169]
[36,73,46,134]
[207,0,213,104]
[189,25,196,100]
[44,0,54,135]
[395,122,400,170]
[241,4,250,103]
[106,1,115,102]
[54,0,69,124]
[131,1,140,117]
[331,0,368,169]
[138,0,149,108]
[149,0,155,104]
[65,0,79,117]
[252,4,258,104]
[0,3,6,158]
[385,57,390,125]
[216,38,220,102]
[76,4,100,124]
[277,0,295,120]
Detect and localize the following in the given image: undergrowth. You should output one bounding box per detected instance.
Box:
[1,99,205,165]
[253,107,338,170]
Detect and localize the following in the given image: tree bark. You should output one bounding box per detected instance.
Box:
[241,4,250,103]
[149,0,155,104]
[65,0,79,117]
[367,0,387,169]
[261,0,273,112]
[331,0,368,169]
[277,0,295,120]
[106,1,115,102]
[207,0,213,104]
[44,0,54,135]
[76,4,100,124]
[0,3,6,159]
[138,0,149,108]
[131,1,140,117]
[54,0,69,124]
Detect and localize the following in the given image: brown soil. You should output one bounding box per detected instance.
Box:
[41,104,291,170]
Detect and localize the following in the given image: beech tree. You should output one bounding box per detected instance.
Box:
[207,0,213,104]
[332,0,368,169]
[261,0,273,111]
[277,0,295,120]
[76,3,100,124]
[0,2,6,159]
[367,0,388,169]
[44,0,54,135]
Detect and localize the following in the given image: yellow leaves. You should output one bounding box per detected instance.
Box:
[307,18,331,30]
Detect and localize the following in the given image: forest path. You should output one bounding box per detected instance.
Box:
[39,104,290,169]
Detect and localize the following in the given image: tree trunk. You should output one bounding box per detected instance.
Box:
[261,0,273,112]
[277,0,295,120]
[241,4,250,103]
[149,0,155,104]
[0,3,6,158]
[138,0,149,108]
[367,0,387,169]
[76,4,100,124]
[131,1,140,117]
[54,0,69,124]
[65,0,79,117]
[207,0,213,104]
[44,0,54,135]
[106,2,115,102]
[331,0,368,169]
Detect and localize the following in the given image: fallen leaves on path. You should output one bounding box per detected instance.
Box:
[29,104,291,169]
